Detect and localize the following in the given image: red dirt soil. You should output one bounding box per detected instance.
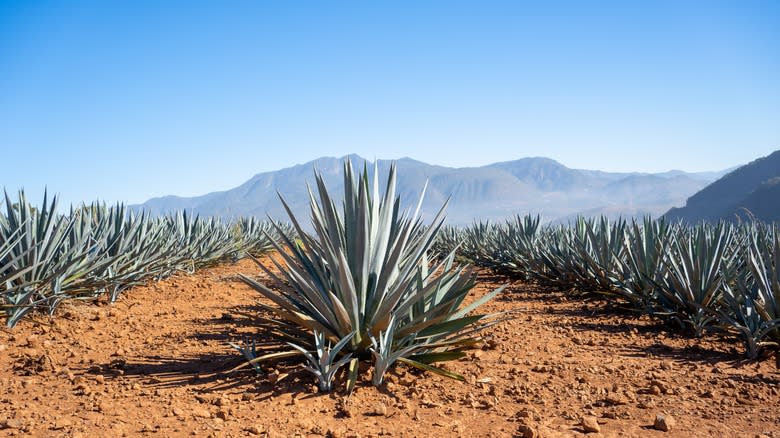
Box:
[1,256,778,438]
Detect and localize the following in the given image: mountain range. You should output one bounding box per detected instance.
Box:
[135,155,730,225]
[666,150,780,224]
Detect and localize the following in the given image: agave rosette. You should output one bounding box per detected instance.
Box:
[239,160,505,390]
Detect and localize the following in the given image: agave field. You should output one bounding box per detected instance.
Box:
[435,215,780,360]
[3,162,778,378]
[0,190,282,328]
[1,162,779,436]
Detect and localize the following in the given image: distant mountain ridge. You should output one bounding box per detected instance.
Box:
[665,150,780,224]
[135,155,730,225]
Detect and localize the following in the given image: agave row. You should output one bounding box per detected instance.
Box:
[0,190,283,327]
[435,215,780,359]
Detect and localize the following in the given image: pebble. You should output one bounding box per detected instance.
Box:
[192,407,211,418]
[52,418,73,430]
[605,393,628,406]
[2,418,24,429]
[215,397,230,407]
[650,379,668,392]
[654,414,675,432]
[245,425,263,435]
[373,403,388,417]
[581,416,600,433]
[517,422,539,438]
[26,335,41,348]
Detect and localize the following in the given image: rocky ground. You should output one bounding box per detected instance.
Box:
[0,256,778,437]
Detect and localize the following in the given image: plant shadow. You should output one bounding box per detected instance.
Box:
[79,301,329,398]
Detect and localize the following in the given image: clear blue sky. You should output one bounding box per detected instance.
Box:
[1,1,778,206]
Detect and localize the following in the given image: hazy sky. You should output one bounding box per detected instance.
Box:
[1,1,778,205]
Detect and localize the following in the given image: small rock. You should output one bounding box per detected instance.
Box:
[517,422,539,438]
[605,393,628,406]
[650,379,667,392]
[52,418,73,430]
[637,399,655,410]
[337,401,354,418]
[26,335,41,348]
[172,408,185,418]
[736,397,758,406]
[1,418,24,429]
[660,361,673,371]
[192,407,211,419]
[94,375,105,384]
[216,409,229,420]
[0,344,7,352]
[654,414,675,432]
[245,425,262,435]
[214,397,230,407]
[373,403,388,417]
[420,398,442,408]
[400,376,416,386]
[581,416,600,433]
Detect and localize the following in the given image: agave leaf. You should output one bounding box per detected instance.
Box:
[226,350,304,373]
[416,315,486,339]
[345,357,359,396]
[407,351,467,364]
[397,357,465,381]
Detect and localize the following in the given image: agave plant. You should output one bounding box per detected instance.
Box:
[86,204,182,301]
[567,216,628,293]
[611,217,674,312]
[0,190,109,326]
[534,225,582,287]
[493,214,542,279]
[719,226,780,358]
[288,331,355,392]
[657,222,736,336]
[240,160,504,391]
[167,211,237,272]
[235,217,283,257]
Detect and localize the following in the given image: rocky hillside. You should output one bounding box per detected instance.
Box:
[666,150,780,224]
